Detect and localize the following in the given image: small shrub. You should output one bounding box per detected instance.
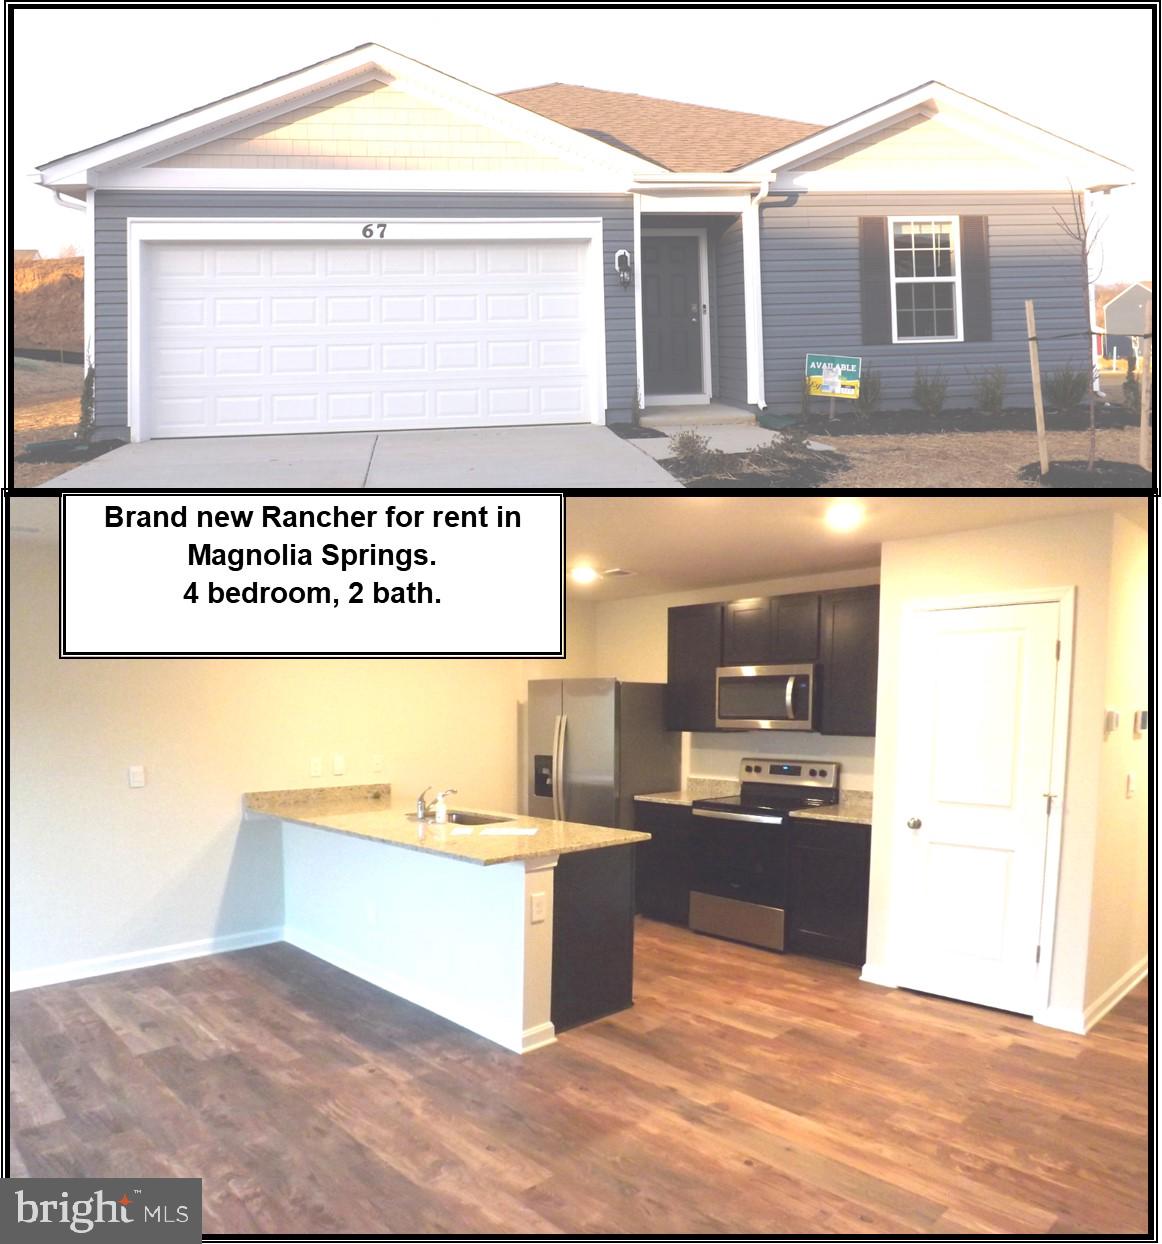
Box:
[1122,370,1142,416]
[1041,365,1089,413]
[78,359,96,441]
[969,365,1007,416]
[629,386,643,427]
[667,430,729,479]
[911,366,949,418]
[853,367,882,416]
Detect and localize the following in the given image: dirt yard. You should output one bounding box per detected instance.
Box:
[13,359,84,487]
[14,257,84,353]
[811,424,1148,489]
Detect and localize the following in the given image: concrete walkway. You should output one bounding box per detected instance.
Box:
[42,425,681,490]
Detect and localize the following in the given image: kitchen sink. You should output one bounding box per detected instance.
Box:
[406,811,512,827]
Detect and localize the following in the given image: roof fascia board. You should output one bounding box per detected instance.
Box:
[92,168,635,193]
[1104,283,1152,308]
[736,83,1132,183]
[39,43,663,187]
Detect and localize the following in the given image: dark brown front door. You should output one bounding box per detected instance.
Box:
[642,236,703,395]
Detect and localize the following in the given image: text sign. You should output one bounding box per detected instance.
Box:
[5,1178,201,1242]
[805,352,862,399]
[62,493,564,657]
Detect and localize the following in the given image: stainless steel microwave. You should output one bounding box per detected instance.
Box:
[715,663,817,731]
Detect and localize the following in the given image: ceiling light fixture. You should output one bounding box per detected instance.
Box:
[824,499,866,533]
[569,566,601,585]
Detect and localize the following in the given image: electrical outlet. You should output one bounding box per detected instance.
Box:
[332,753,345,775]
[530,891,547,924]
[308,756,322,777]
[371,754,384,773]
[127,765,146,789]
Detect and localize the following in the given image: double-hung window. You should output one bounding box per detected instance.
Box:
[889,216,963,343]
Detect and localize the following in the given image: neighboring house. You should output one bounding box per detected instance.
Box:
[14,249,42,263]
[36,44,1132,442]
[1103,281,1152,338]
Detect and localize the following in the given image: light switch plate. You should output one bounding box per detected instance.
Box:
[530,891,547,924]
[308,756,322,777]
[127,765,146,788]
[332,753,345,775]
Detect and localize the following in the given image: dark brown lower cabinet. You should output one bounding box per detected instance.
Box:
[551,845,636,1032]
[633,801,694,925]
[786,819,871,965]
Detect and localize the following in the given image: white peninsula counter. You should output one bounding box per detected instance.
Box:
[244,784,648,1054]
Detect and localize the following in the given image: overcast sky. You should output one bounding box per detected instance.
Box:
[13,5,1153,281]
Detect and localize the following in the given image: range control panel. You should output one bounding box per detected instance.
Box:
[738,756,839,791]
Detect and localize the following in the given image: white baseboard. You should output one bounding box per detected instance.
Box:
[283,925,542,1055]
[520,1020,558,1053]
[1084,955,1148,1032]
[1034,1004,1087,1034]
[10,926,284,992]
[859,962,899,989]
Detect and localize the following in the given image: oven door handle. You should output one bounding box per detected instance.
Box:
[785,675,796,720]
[693,808,787,825]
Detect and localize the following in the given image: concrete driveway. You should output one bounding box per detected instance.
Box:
[41,425,681,489]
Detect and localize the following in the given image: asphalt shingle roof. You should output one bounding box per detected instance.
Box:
[499,83,823,173]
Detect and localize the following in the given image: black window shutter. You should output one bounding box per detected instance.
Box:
[960,215,992,342]
[859,217,892,345]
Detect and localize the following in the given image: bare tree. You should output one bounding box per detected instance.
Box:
[1054,189,1106,470]
[58,243,78,259]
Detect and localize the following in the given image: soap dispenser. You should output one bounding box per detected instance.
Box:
[434,787,457,823]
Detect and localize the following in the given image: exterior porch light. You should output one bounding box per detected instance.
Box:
[614,249,633,288]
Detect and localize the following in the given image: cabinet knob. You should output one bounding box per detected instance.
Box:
[906,817,922,830]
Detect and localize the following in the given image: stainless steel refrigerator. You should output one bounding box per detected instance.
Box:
[528,679,681,828]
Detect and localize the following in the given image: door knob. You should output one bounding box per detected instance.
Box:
[907,817,922,829]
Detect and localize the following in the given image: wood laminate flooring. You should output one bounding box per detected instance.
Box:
[9,919,1150,1235]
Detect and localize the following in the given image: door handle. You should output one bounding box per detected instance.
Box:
[907,817,922,830]
[554,713,568,821]
[785,677,796,720]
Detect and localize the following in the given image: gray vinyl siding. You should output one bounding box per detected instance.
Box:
[92,191,635,433]
[759,193,1091,415]
[714,218,747,405]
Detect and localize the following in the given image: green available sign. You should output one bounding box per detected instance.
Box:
[805,352,862,399]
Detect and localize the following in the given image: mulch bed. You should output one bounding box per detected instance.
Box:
[663,436,849,489]
[1017,459,1153,488]
[792,405,1138,436]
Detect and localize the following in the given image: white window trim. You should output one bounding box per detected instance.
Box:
[641,227,712,406]
[125,216,607,443]
[887,214,965,345]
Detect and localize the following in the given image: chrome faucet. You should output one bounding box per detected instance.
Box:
[416,786,434,819]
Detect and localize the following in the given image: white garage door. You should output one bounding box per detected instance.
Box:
[141,239,596,437]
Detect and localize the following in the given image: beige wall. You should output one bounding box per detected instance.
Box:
[10,517,582,981]
[1085,514,1149,1010]
[590,566,880,787]
[869,510,1140,1023]
[154,79,580,173]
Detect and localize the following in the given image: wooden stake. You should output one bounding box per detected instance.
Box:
[829,396,836,422]
[1140,302,1152,473]
[1026,299,1049,476]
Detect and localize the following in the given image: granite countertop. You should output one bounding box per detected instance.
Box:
[243,783,650,866]
[635,782,873,826]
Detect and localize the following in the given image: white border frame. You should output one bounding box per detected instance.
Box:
[126,216,608,443]
[640,227,712,406]
[883,585,1075,1026]
[887,215,965,345]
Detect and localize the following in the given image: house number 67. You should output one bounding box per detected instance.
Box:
[361,223,388,238]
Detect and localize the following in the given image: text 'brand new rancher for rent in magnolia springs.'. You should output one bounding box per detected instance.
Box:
[35,43,1131,444]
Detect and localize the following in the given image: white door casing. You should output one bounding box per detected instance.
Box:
[891,593,1072,1017]
[128,218,607,440]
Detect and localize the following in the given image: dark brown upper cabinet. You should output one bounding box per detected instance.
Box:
[818,586,880,737]
[770,593,820,663]
[723,593,820,666]
[722,597,771,665]
[665,602,723,732]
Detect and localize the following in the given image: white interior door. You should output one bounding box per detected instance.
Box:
[894,600,1062,1015]
[142,239,594,437]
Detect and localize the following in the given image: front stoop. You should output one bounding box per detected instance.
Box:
[640,402,757,430]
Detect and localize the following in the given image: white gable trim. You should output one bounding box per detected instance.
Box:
[38,43,664,188]
[1104,282,1153,310]
[736,83,1132,191]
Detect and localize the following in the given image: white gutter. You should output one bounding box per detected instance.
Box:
[51,189,86,211]
[742,179,769,409]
